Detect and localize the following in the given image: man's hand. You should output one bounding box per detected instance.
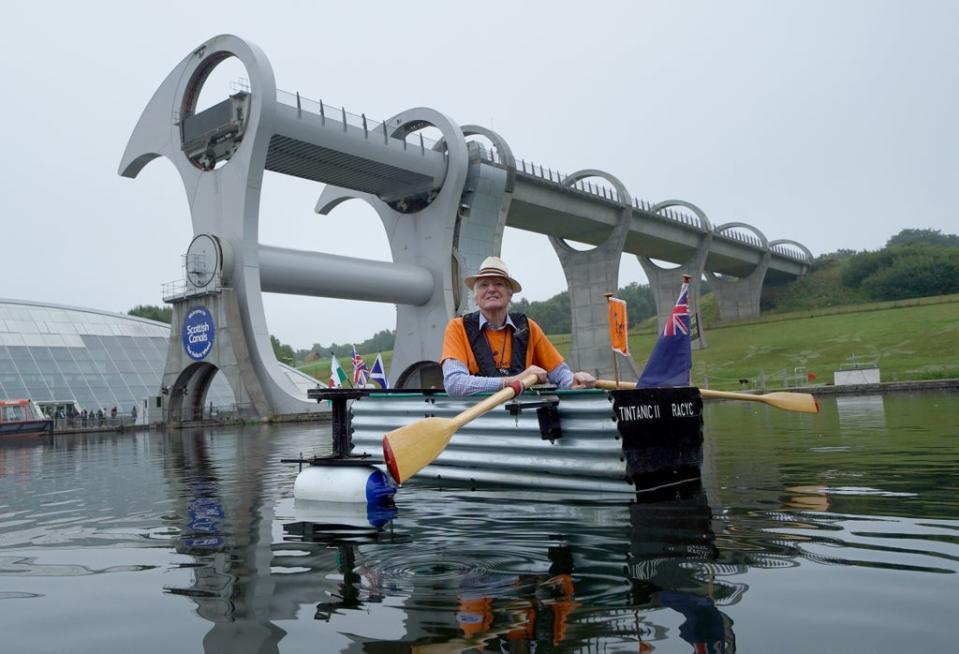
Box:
[571,371,596,389]
[505,365,547,388]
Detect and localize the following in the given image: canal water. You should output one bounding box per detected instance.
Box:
[1,391,956,653]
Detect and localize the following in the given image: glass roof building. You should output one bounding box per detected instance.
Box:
[0,300,251,414]
[0,299,236,413]
[0,299,319,417]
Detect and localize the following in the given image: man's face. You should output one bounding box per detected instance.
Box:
[473,277,513,313]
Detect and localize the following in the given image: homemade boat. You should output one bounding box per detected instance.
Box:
[0,399,54,438]
[294,385,704,498]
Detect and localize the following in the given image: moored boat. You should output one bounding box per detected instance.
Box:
[303,385,704,495]
[0,399,54,438]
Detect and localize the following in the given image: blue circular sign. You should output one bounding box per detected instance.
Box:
[182,307,215,360]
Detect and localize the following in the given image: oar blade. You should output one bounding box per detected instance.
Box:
[383,417,456,484]
[761,392,820,414]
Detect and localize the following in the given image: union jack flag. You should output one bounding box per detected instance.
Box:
[351,345,369,387]
[664,282,690,336]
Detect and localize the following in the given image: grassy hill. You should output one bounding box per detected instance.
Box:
[659,295,959,389]
[297,294,959,391]
[297,231,959,389]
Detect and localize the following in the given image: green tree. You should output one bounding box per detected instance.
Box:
[813,248,857,266]
[886,228,959,248]
[840,249,897,288]
[840,244,959,300]
[128,305,172,323]
[616,282,657,323]
[271,335,295,364]
[313,329,397,359]
[859,247,959,300]
[513,283,657,335]
[513,291,571,334]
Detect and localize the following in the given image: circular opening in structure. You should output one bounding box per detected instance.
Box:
[646,257,682,271]
[464,133,501,163]
[173,362,237,421]
[552,175,623,252]
[653,203,704,231]
[259,178,397,387]
[193,56,250,113]
[180,54,251,171]
[385,122,448,214]
[417,125,445,151]
[556,174,620,252]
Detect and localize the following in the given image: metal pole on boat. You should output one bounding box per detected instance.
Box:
[611,346,620,386]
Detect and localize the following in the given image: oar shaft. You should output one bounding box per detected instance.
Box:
[700,389,758,402]
[594,379,819,414]
[449,373,538,430]
[595,379,635,390]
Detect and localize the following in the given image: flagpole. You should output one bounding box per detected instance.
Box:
[682,273,692,385]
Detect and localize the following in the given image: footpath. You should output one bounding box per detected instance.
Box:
[750,378,959,396]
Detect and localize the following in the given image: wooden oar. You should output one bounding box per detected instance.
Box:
[382,373,540,484]
[594,379,820,414]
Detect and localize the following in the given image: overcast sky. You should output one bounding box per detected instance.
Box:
[2,1,957,350]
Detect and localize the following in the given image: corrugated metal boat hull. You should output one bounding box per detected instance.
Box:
[348,388,703,494]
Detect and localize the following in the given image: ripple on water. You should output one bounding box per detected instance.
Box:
[365,546,550,604]
[0,556,157,577]
[0,591,42,600]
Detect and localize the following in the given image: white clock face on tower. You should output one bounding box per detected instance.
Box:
[185,234,220,288]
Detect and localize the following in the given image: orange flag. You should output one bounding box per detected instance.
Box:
[607,295,629,356]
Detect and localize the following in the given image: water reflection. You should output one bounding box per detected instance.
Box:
[165,431,225,551]
[161,428,287,653]
[623,485,738,653]
[836,394,887,430]
[155,424,951,652]
[151,429,732,651]
[273,483,739,652]
[2,393,957,653]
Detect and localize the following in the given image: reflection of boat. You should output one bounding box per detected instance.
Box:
[280,483,739,652]
[292,499,398,532]
[304,386,704,495]
[0,399,53,438]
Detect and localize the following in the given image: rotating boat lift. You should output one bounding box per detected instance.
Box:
[120,34,812,421]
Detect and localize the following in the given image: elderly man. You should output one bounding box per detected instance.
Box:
[441,256,596,396]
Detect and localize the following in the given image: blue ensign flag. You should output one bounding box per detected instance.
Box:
[637,278,692,387]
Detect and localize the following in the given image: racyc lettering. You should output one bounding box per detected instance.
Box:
[671,402,696,417]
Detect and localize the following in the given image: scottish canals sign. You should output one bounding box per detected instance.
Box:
[182,307,215,360]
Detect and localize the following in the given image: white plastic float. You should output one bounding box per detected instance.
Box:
[293,465,396,504]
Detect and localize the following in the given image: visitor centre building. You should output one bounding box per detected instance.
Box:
[0,299,315,416]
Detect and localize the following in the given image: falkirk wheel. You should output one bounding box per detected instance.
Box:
[119,34,509,420]
[120,34,811,421]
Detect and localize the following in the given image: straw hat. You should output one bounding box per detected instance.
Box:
[464,256,522,293]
